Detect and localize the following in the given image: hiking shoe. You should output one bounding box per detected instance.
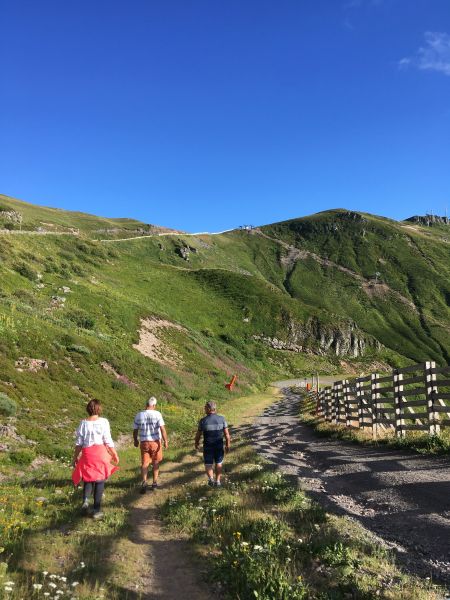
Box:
[92,510,104,520]
[215,481,222,488]
[139,482,148,494]
[81,500,89,514]
[151,482,159,490]
[207,478,215,487]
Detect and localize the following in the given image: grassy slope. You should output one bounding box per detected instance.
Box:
[0,193,172,236]
[263,209,450,363]
[1,197,449,598]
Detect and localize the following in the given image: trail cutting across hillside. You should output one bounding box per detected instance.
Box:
[247,383,450,586]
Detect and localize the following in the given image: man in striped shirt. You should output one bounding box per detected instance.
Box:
[133,397,168,493]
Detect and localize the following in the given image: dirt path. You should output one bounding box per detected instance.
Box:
[112,453,214,600]
[246,387,450,586]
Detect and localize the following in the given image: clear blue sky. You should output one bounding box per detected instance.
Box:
[1,0,449,232]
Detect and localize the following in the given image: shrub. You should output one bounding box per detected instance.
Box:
[0,392,17,416]
[67,344,91,355]
[13,261,37,281]
[66,309,95,330]
[9,448,35,466]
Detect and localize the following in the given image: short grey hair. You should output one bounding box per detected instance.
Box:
[146,396,157,407]
[205,400,217,411]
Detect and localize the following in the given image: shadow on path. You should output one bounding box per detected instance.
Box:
[245,389,450,586]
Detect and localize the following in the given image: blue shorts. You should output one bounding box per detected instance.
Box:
[203,443,224,466]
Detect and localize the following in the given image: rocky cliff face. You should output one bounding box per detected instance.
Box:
[406,215,449,227]
[255,317,381,358]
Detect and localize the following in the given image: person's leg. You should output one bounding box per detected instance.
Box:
[150,441,163,488]
[214,444,225,486]
[203,445,215,485]
[215,463,223,484]
[82,482,93,509]
[152,460,159,484]
[93,481,105,511]
[140,443,151,488]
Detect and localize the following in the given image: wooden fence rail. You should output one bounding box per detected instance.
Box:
[307,361,450,438]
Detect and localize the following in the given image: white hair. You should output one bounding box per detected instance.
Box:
[146,396,157,407]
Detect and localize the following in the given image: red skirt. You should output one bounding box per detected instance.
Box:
[72,444,118,486]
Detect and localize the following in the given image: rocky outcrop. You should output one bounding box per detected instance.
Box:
[255,317,381,358]
[406,215,449,227]
[175,245,198,261]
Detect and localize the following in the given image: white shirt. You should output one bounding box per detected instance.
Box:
[133,409,165,441]
[75,417,115,448]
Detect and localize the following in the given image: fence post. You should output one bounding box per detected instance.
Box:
[425,361,440,436]
[344,380,351,428]
[394,370,405,438]
[356,377,363,430]
[371,373,379,440]
[332,383,339,424]
[325,387,332,422]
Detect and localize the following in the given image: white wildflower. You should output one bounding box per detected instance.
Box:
[33,584,43,590]
[241,541,249,547]
[49,582,57,589]
[71,582,79,587]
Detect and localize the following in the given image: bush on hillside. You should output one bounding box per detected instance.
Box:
[66,309,95,330]
[67,344,91,355]
[13,261,37,281]
[0,392,17,416]
[9,448,35,466]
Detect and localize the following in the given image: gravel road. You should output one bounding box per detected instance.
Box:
[246,385,450,587]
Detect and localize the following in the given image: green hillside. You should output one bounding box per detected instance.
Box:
[1,198,449,463]
[1,196,449,599]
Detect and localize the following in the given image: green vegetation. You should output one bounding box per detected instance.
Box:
[0,195,449,597]
[0,392,16,416]
[162,429,443,599]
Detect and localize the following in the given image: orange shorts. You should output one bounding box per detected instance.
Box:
[140,440,163,466]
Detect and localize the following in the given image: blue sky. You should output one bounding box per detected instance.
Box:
[1,0,449,232]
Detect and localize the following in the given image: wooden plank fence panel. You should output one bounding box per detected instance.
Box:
[310,361,449,438]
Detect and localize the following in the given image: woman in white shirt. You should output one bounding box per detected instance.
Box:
[72,399,119,519]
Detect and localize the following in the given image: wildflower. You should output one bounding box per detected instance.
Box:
[60,577,67,582]
[5,582,14,586]
[241,541,249,547]
[4,587,13,593]
[43,571,49,576]
[253,545,263,551]
[71,582,79,587]
[233,531,241,539]
[33,584,43,590]
[80,561,85,568]
[49,582,57,589]
[44,594,50,597]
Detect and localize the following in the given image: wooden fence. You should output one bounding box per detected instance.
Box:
[309,361,450,438]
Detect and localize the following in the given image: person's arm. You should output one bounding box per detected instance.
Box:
[224,427,231,453]
[102,420,119,463]
[195,418,203,450]
[194,429,202,450]
[72,444,82,467]
[133,428,139,447]
[160,425,168,449]
[73,422,84,467]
